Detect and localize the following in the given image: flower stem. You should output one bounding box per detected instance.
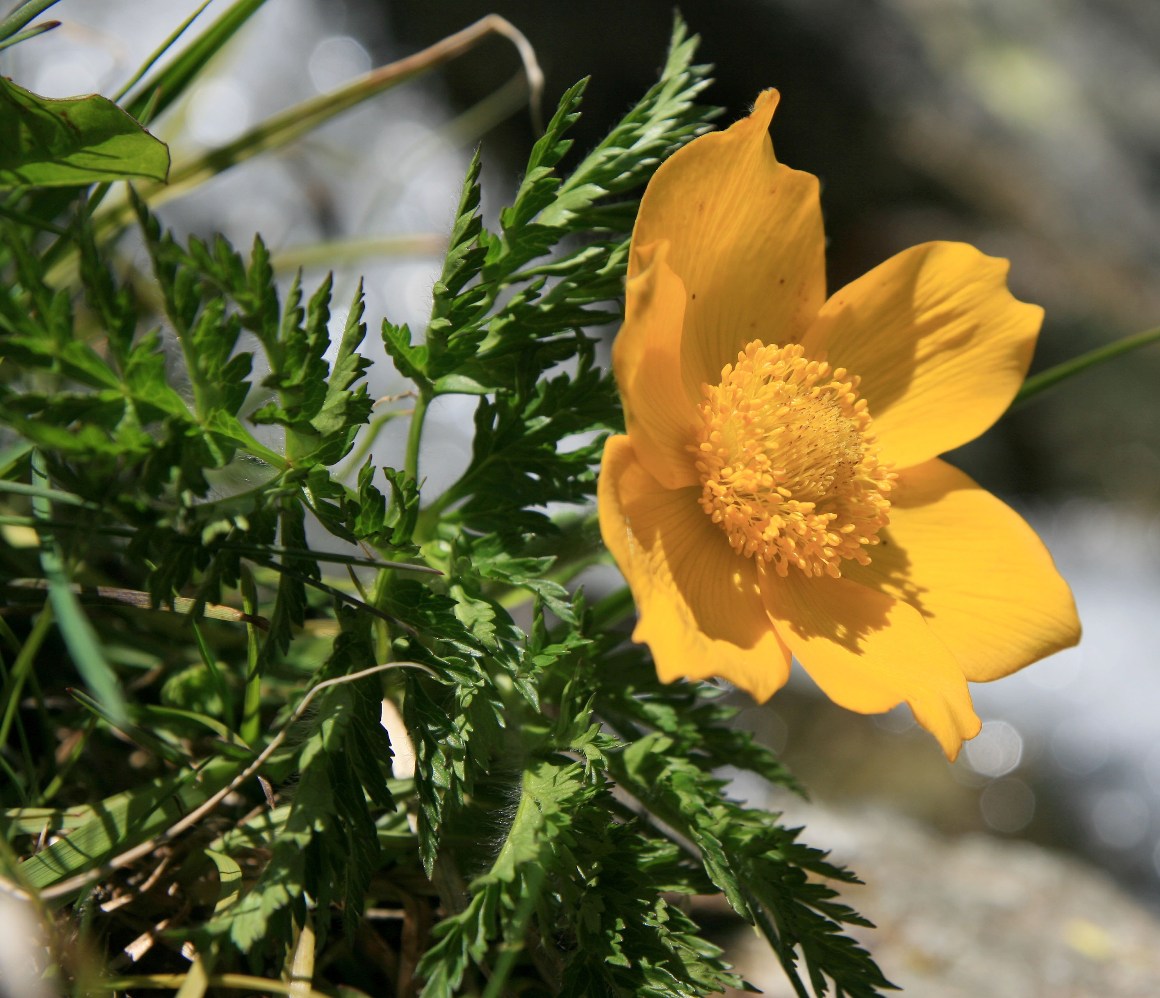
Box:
[1012,324,1160,408]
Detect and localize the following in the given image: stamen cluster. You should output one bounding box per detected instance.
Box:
[693,341,894,577]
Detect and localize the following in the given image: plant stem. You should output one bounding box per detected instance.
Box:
[93,15,543,236]
[404,391,430,485]
[1012,324,1160,408]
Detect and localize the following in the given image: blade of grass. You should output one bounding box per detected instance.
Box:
[0,753,26,803]
[269,233,445,273]
[30,451,126,723]
[286,912,317,998]
[3,806,96,835]
[0,440,34,474]
[0,478,99,508]
[0,604,54,751]
[121,0,268,124]
[192,620,235,731]
[174,953,213,998]
[17,769,217,890]
[112,0,215,103]
[68,687,198,767]
[0,0,58,43]
[101,15,542,232]
[0,18,57,52]
[0,616,20,655]
[131,703,255,759]
[95,974,332,998]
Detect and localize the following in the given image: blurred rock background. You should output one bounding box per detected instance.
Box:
[9,0,1160,993]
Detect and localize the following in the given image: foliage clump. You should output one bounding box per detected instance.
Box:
[0,5,893,995]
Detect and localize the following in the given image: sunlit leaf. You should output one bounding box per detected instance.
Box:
[0,77,169,187]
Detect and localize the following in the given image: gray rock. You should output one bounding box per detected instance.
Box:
[726,803,1160,997]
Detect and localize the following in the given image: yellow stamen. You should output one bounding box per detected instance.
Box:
[693,341,894,577]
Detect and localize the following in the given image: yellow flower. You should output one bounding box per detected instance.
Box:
[598,89,1080,759]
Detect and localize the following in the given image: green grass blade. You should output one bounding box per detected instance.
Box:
[112,0,214,103]
[122,0,268,124]
[0,478,98,508]
[0,18,58,52]
[0,0,58,43]
[269,233,445,273]
[4,804,103,835]
[112,15,538,222]
[0,604,54,791]
[17,772,212,889]
[67,687,192,767]
[29,452,126,724]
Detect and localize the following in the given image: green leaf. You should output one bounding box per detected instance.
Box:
[346,462,419,550]
[448,341,614,540]
[497,79,586,240]
[543,14,715,228]
[0,77,169,187]
[382,319,429,387]
[426,149,487,376]
[308,283,374,462]
[457,532,575,623]
[597,649,893,996]
[17,770,221,890]
[213,647,388,953]
[205,848,243,914]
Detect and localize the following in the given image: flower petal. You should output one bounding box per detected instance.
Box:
[801,242,1042,468]
[599,434,792,701]
[612,241,700,490]
[631,89,826,396]
[761,566,981,759]
[845,459,1080,682]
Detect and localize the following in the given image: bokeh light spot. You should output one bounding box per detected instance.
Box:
[1090,789,1151,850]
[979,778,1036,834]
[308,35,371,93]
[1051,721,1111,776]
[188,77,253,146]
[964,719,1023,778]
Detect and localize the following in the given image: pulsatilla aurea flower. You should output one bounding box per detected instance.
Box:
[598,90,1080,759]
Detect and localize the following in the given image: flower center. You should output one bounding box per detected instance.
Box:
[693,341,893,578]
